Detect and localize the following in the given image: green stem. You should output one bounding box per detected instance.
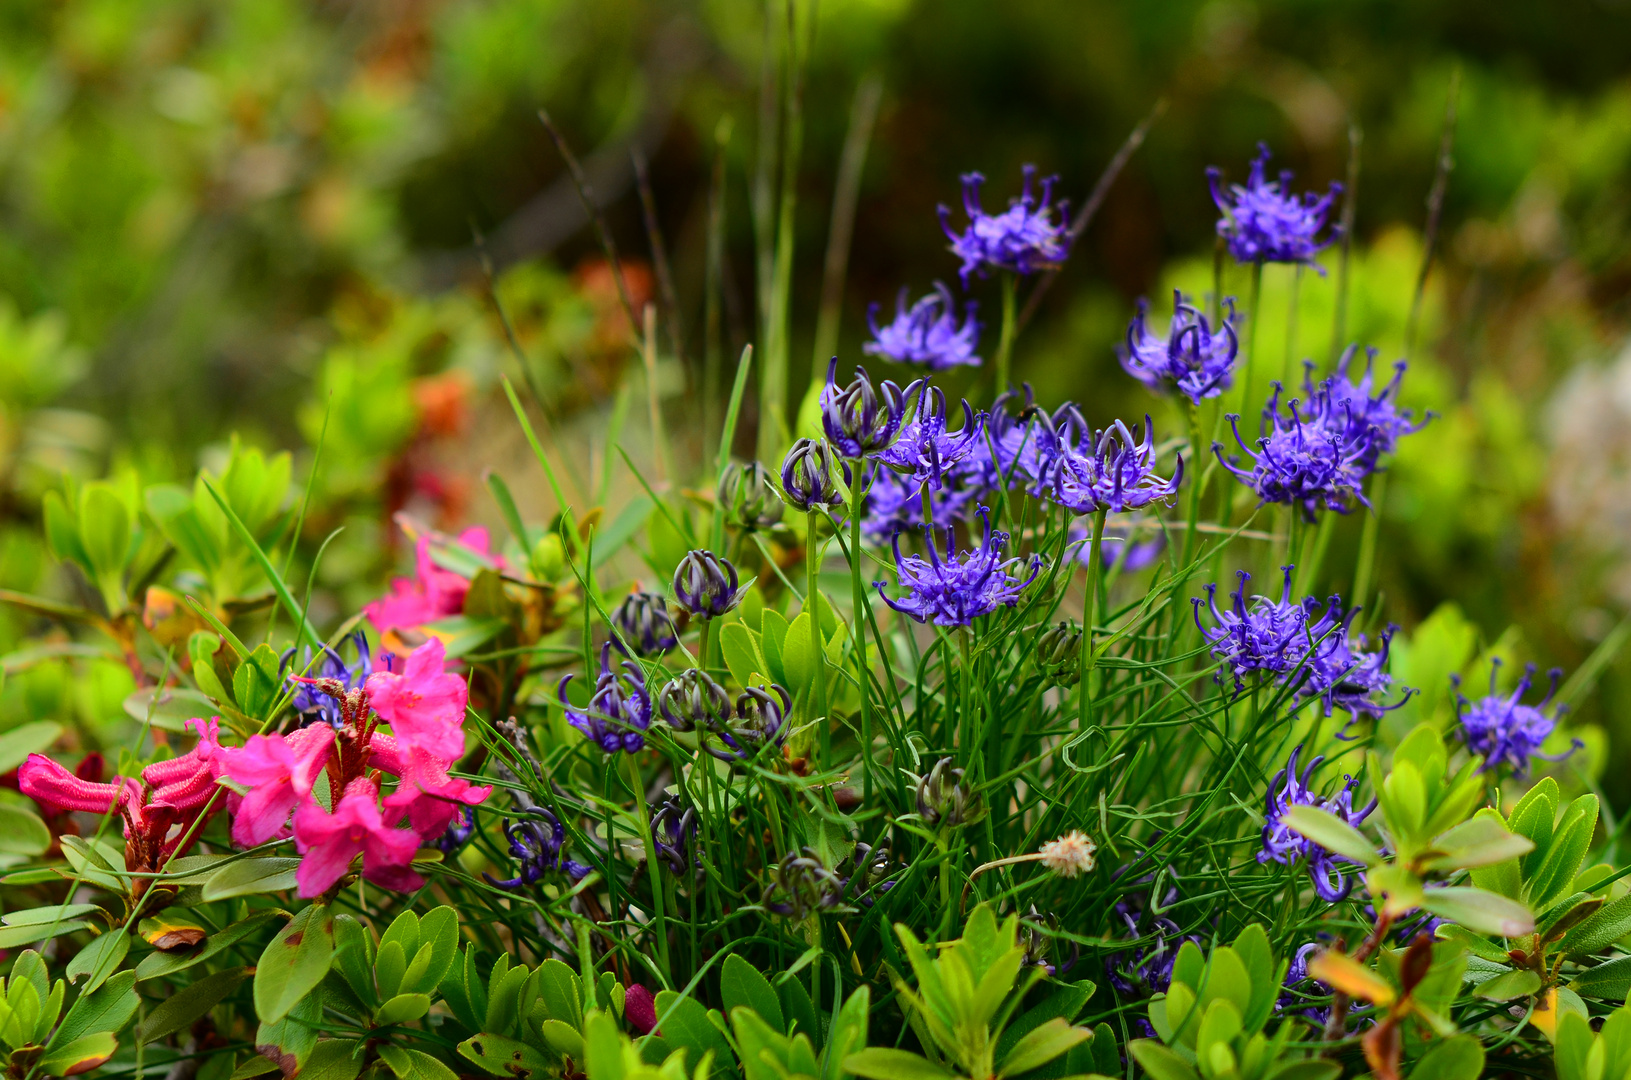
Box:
[994,275,1018,397]
[699,619,714,677]
[624,753,672,985]
[1241,260,1264,416]
[1076,508,1108,727]
[849,462,873,803]
[1284,263,1303,386]
[807,510,830,763]
[1353,471,1389,619]
[1181,399,1205,572]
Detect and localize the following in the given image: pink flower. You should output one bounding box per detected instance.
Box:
[218,725,335,847]
[18,754,129,816]
[143,718,227,812]
[383,746,492,836]
[365,638,468,761]
[624,984,659,1035]
[363,526,494,633]
[292,778,423,897]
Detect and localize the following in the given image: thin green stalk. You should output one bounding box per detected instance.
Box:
[1181,399,1206,572]
[1240,260,1264,418]
[624,752,672,986]
[699,619,714,677]
[1329,123,1362,364]
[1353,471,1388,617]
[807,509,830,763]
[849,461,873,802]
[1296,511,1337,599]
[994,274,1018,396]
[1284,263,1303,385]
[1077,508,1108,727]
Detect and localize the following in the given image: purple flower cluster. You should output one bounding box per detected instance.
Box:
[1320,346,1431,470]
[1454,659,1580,776]
[559,641,652,754]
[875,508,1042,627]
[1215,382,1376,522]
[1120,292,1240,405]
[283,631,375,729]
[1046,416,1184,514]
[1104,876,1204,1038]
[864,283,982,370]
[1278,942,1336,1026]
[1299,604,1410,727]
[821,359,918,459]
[1194,567,1317,689]
[483,807,592,891]
[940,165,1072,284]
[873,386,986,489]
[1259,746,1377,902]
[611,590,678,657]
[862,461,985,544]
[1208,145,1341,267]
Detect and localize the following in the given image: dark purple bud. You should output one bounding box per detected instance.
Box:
[650,795,696,876]
[819,357,917,458]
[763,847,845,918]
[671,550,747,620]
[712,683,792,761]
[611,591,679,658]
[719,461,785,531]
[780,438,850,511]
[657,668,732,733]
[434,805,476,855]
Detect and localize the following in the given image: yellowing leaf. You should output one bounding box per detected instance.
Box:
[1307,951,1395,1006]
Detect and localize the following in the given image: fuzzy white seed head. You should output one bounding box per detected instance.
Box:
[1038,830,1097,878]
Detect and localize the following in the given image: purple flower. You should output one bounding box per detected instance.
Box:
[672,550,747,620]
[282,631,374,729]
[939,165,1072,285]
[821,358,917,458]
[611,591,678,658]
[1208,145,1341,267]
[483,807,592,891]
[559,641,652,754]
[711,683,792,762]
[651,795,695,876]
[1120,292,1240,405]
[434,805,476,855]
[1105,877,1203,1037]
[781,438,850,512]
[1278,942,1336,1026]
[657,668,732,733]
[875,507,1042,628]
[872,386,986,489]
[983,387,1063,492]
[1316,346,1430,470]
[1194,567,1318,690]
[1299,605,1412,723]
[864,283,981,370]
[1454,659,1580,776]
[1260,746,1377,902]
[862,461,987,544]
[1214,381,1376,522]
[1046,416,1183,515]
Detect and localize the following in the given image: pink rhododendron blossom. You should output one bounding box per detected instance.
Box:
[144,718,228,811]
[363,526,494,632]
[365,638,469,761]
[384,747,492,836]
[18,754,131,816]
[292,777,423,897]
[219,725,336,847]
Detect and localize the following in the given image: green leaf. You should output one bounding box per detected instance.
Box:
[0,802,51,856]
[778,975,819,1044]
[1422,815,1535,871]
[37,1031,117,1077]
[298,1039,366,1080]
[996,982,1095,1062]
[138,966,252,1043]
[1420,886,1535,938]
[536,959,583,1031]
[1128,1040,1202,1080]
[65,928,129,990]
[583,1009,626,1080]
[0,722,62,774]
[1267,1063,1342,1080]
[457,1031,554,1078]
[721,953,783,1033]
[1530,795,1600,910]
[844,1048,955,1080]
[1281,805,1377,865]
[720,623,766,689]
[229,1055,279,1080]
[539,1018,584,1060]
[43,490,90,574]
[1472,968,1541,1001]
[78,482,131,582]
[232,643,283,722]
[1570,955,1631,1001]
[377,1044,459,1080]
[254,903,335,1024]
[1552,1011,1594,1080]
[654,991,735,1080]
[375,993,432,1026]
[1562,893,1631,958]
[202,857,302,900]
[255,991,321,1076]
[0,921,91,948]
[997,1017,1091,1077]
[2,904,103,927]
[56,970,137,1045]
[137,910,283,981]
[781,613,818,698]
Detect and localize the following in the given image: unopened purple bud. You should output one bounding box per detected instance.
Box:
[780,438,850,511]
[657,668,732,733]
[672,550,747,620]
[719,461,785,531]
[712,683,792,761]
[611,590,679,658]
[820,358,916,458]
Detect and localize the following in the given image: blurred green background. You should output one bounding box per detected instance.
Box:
[1,0,1630,796]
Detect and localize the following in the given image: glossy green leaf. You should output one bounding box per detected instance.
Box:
[721,953,783,1034]
[457,1031,554,1077]
[65,928,128,990]
[1128,1039,1203,1080]
[1422,815,1535,871]
[254,903,335,1024]
[996,1017,1091,1077]
[0,722,63,774]
[375,992,432,1026]
[844,1048,955,1080]
[720,622,765,688]
[1562,893,1631,957]
[138,966,252,1043]
[255,991,321,1077]
[298,1039,366,1080]
[56,969,137,1045]
[1282,806,1378,866]
[1472,968,1541,1000]
[38,1031,117,1077]
[78,482,131,581]
[137,910,283,981]
[1569,955,1631,1001]
[377,1044,459,1080]
[202,857,301,900]
[1420,886,1535,938]
[654,991,735,1080]
[0,802,52,856]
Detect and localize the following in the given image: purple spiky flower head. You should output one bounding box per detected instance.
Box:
[940,165,1072,285]
[483,807,591,890]
[872,385,987,490]
[820,358,918,458]
[1297,600,1412,724]
[1208,144,1341,267]
[1120,292,1240,405]
[282,630,374,729]
[1214,381,1377,522]
[1454,659,1581,776]
[610,590,679,658]
[864,283,982,370]
[559,641,652,754]
[1259,745,1378,902]
[657,667,732,733]
[711,683,793,762]
[1315,346,1431,469]
[672,550,747,620]
[875,507,1042,628]
[1046,416,1184,514]
[1194,567,1318,691]
[781,438,850,512]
